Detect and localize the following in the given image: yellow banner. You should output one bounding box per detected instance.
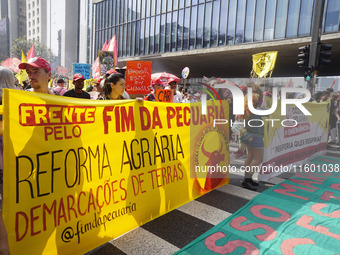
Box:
[252,51,278,78]
[2,89,229,254]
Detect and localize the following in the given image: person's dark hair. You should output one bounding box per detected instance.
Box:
[326,88,334,93]
[57,78,65,83]
[102,72,125,96]
[321,90,330,97]
[312,91,322,102]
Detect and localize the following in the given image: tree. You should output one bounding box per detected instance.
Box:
[10,37,55,62]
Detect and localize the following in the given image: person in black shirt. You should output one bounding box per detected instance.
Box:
[63,73,91,99]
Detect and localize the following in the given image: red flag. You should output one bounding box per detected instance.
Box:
[107,35,118,66]
[1,57,21,73]
[102,41,108,51]
[113,35,118,67]
[106,38,112,51]
[330,78,336,89]
[27,44,35,60]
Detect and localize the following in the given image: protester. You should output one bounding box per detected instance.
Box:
[94,77,105,99]
[100,72,126,100]
[329,92,339,144]
[232,85,248,158]
[240,93,264,191]
[326,88,334,93]
[311,91,322,102]
[166,79,183,103]
[144,82,165,101]
[320,91,330,102]
[182,93,194,103]
[63,73,91,99]
[0,66,17,255]
[18,57,53,94]
[53,78,67,96]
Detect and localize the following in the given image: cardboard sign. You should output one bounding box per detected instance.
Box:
[98,50,115,76]
[126,61,152,94]
[155,89,174,102]
[56,66,69,78]
[73,63,92,79]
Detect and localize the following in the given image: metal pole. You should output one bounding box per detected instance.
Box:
[308,0,326,93]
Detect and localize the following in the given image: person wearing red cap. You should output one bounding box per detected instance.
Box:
[144,82,165,101]
[18,57,53,94]
[165,79,183,103]
[63,73,91,99]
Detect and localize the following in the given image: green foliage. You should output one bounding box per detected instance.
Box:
[10,37,55,62]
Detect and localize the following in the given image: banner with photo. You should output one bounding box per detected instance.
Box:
[260,100,329,181]
[2,89,229,254]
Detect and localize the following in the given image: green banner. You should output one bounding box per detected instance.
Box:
[176,156,340,255]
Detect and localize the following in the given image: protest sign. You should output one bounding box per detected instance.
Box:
[73,63,92,80]
[260,101,329,181]
[98,50,115,76]
[126,61,152,94]
[155,89,174,102]
[56,66,69,79]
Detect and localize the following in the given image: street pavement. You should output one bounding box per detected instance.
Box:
[86,142,340,255]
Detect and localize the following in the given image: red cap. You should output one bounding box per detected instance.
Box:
[18,57,51,72]
[106,69,118,74]
[96,77,103,85]
[73,73,85,81]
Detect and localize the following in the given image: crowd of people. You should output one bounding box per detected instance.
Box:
[0,56,339,253]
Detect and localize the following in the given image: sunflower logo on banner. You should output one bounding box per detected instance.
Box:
[251,51,278,78]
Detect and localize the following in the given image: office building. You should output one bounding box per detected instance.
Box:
[92,0,340,78]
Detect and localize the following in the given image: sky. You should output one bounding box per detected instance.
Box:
[49,0,65,55]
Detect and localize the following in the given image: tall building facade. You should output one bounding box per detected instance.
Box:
[79,0,93,64]
[0,0,26,60]
[92,0,340,78]
[26,0,47,45]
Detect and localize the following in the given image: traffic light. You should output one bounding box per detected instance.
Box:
[318,43,332,66]
[297,45,310,68]
[304,66,314,82]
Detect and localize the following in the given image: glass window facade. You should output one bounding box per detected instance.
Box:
[94,0,340,61]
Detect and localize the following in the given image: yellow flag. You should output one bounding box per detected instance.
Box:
[252,51,278,78]
[15,50,28,84]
